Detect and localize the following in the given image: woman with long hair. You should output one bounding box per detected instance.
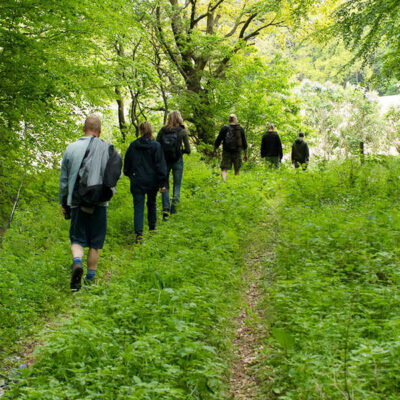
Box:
[124,121,167,242]
[157,110,191,220]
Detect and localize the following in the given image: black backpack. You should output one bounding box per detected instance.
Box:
[160,128,182,163]
[225,125,242,152]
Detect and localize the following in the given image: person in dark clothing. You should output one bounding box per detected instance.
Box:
[292,132,309,170]
[124,121,167,242]
[214,114,248,182]
[157,110,191,220]
[261,124,283,168]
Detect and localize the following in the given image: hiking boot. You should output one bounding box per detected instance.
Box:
[162,211,169,221]
[83,277,96,286]
[170,203,177,215]
[70,262,83,291]
[135,233,143,244]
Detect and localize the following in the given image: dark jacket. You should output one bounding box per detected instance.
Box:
[104,145,123,191]
[261,131,283,159]
[291,138,309,164]
[124,137,167,195]
[214,124,248,152]
[156,125,191,160]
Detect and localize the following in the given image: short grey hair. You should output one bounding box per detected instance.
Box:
[229,114,238,124]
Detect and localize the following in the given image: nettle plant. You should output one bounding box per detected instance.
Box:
[298,80,395,158]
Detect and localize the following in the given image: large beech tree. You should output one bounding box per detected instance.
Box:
[150,0,313,144]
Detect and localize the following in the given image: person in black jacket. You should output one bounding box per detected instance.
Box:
[291,132,310,170]
[214,114,248,182]
[157,110,190,220]
[261,124,283,168]
[124,122,167,242]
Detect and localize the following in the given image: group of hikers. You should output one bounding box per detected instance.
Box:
[59,112,310,291]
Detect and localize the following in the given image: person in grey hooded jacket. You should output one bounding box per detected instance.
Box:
[59,115,122,291]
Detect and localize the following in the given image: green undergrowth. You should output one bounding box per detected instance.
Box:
[4,155,399,399]
[0,169,134,365]
[4,155,270,399]
[258,158,400,399]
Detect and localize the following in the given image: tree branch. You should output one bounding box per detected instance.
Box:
[189,0,197,31]
[244,17,286,41]
[155,6,187,80]
[239,13,257,39]
[224,20,245,38]
[191,0,225,27]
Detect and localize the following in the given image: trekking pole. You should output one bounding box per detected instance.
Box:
[0,176,25,244]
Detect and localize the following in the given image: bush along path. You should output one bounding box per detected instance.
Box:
[4,156,271,399]
[255,159,400,400]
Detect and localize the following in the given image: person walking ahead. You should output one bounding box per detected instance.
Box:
[157,111,190,220]
[124,122,167,243]
[261,124,283,168]
[59,115,122,291]
[291,132,309,170]
[214,114,248,182]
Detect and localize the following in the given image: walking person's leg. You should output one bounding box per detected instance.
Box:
[85,248,99,282]
[147,189,157,230]
[162,164,172,219]
[233,152,242,176]
[220,151,232,182]
[171,159,183,214]
[85,206,107,283]
[133,193,145,241]
[70,243,84,291]
[69,207,88,291]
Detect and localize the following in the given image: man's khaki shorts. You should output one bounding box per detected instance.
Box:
[221,151,242,171]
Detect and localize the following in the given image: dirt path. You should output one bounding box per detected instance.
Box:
[228,229,273,400]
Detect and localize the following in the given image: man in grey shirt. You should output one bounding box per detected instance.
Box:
[59,115,117,291]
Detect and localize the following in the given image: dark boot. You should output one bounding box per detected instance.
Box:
[162,211,169,221]
[70,262,83,291]
[170,202,177,215]
[135,233,143,244]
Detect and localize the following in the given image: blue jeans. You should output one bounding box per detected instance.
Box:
[162,158,184,211]
[133,189,158,234]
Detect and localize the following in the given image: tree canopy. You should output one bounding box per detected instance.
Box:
[334,0,400,82]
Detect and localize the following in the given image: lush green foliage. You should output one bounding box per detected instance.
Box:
[258,158,400,399]
[3,156,268,399]
[334,0,400,82]
[0,0,131,229]
[298,81,396,158]
[2,153,400,399]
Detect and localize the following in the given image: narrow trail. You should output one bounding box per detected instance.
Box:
[229,225,274,400]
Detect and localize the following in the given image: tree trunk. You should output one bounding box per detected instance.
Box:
[185,78,215,145]
[359,141,365,163]
[115,87,127,142]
